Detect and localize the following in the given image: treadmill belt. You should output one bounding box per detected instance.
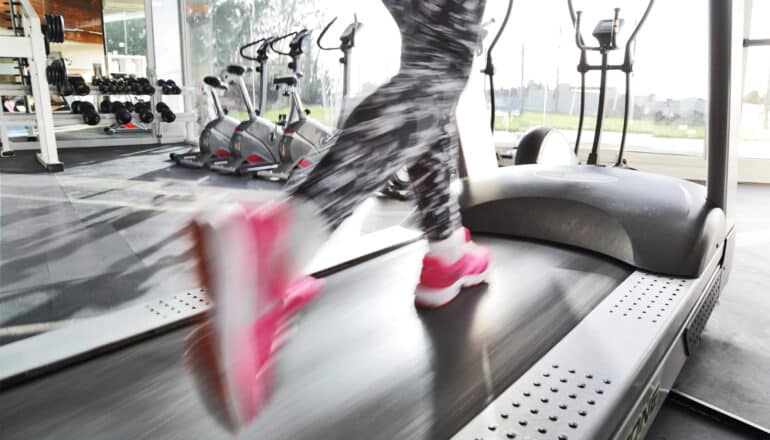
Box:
[0,236,630,440]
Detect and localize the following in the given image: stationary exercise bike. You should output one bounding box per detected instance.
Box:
[516,0,654,167]
[258,18,361,180]
[169,76,240,168]
[209,36,285,175]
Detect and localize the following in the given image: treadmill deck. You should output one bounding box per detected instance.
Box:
[0,236,630,440]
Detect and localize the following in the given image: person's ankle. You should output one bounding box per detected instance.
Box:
[284,197,331,272]
[426,228,467,263]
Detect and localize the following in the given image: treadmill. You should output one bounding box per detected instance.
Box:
[0,1,740,439]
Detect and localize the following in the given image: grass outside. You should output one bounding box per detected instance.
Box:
[494,112,706,139]
[229,105,335,126]
[231,106,748,141]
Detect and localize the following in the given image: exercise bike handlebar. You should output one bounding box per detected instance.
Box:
[317,16,340,50]
[289,29,313,54]
[240,36,274,62]
[268,31,299,56]
[317,15,360,51]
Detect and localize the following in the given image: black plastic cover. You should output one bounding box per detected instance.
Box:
[459,165,725,277]
[226,65,246,75]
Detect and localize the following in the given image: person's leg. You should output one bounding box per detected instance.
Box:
[406,114,462,242]
[406,92,490,308]
[286,71,430,232]
[186,0,490,430]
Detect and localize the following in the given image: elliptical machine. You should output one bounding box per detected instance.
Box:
[516,0,654,167]
[169,76,240,168]
[209,36,284,175]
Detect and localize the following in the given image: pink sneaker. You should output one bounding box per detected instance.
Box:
[415,228,490,308]
[186,201,318,432]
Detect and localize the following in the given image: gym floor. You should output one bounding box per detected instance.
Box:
[0,145,409,346]
[0,145,768,438]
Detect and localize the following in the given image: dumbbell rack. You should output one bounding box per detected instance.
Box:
[0,0,194,171]
[0,0,60,170]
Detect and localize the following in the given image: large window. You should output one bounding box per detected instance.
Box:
[103,0,148,77]
[182,0,399,129]
[487,0,709,162]
[741,0,770,160]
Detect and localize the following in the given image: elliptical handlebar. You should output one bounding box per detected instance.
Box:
[622,0,655,70]
[569,0,654,56]
[484,0,514,132]
[573,10,586,50]
[568,0,587,49]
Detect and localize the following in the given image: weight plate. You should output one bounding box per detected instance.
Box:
[57,16,65,43]
[53,61,61,87]
[43,15,50,42]
[61,61,67,87]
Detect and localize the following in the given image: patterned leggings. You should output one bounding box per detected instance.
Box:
[289,0,487,241]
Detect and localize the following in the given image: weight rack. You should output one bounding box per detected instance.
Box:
[0,0,60,170]
[0,0,194,171]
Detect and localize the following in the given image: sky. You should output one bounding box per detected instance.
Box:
[319,0,770,101]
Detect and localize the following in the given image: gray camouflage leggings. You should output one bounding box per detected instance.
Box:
[289,0,487,241]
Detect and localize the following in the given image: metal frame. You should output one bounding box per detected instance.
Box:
[667,389,770,438]
[0,0,62,170]
[706,0,742,226]
[453,254,723,439]
[177,0,196,143]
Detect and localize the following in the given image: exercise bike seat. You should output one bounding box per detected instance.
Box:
[226,65,247,76]
[273,74,298,87]
[203,76,227,90]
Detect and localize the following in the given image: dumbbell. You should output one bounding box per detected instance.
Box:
[134,101,154,123]
[123,101,135,113]
[127,77,142,94]
[157,79,181,95]
[95,78,110,94]
[110,101,132,124]
[156,102,176,123]
[68,75,90,96]
[79,102,101,126]
[70,101,101,126]
[138,78,155,95]
[99,97,111,113]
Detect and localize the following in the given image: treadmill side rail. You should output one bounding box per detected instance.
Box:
[452,251,723,440]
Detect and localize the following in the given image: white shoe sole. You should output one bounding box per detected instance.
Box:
[206,205,263,428]
[414,267,489,309]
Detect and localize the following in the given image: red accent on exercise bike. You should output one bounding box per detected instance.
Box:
[284,128,295,134]
[297,159,312,169]
[215,149,231,158]
[247,155,265,164]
